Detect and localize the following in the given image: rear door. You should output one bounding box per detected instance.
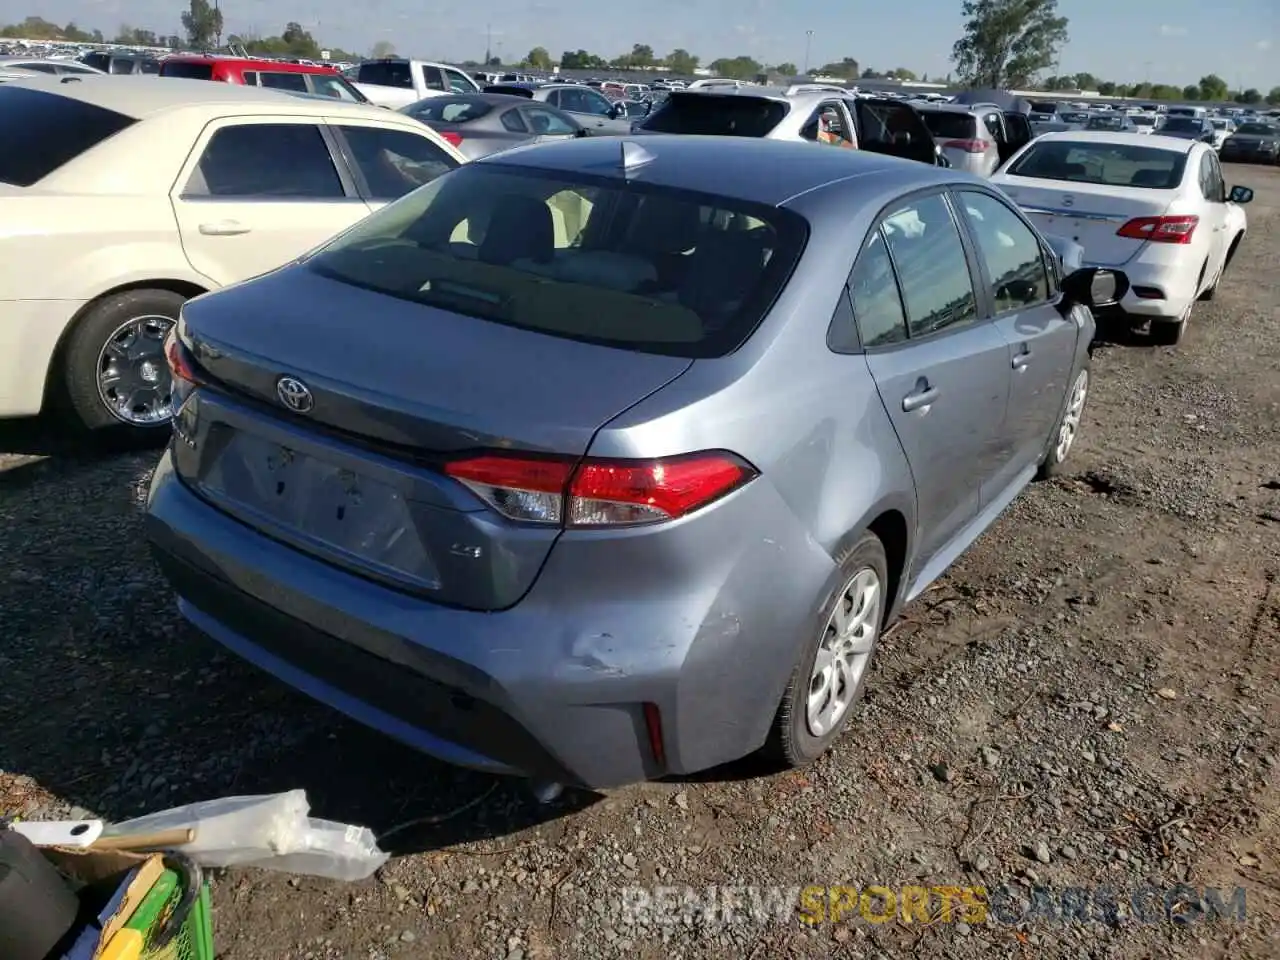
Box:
[854,191,1010,568]
[555,86,631,133]
[1001,112,1033,161]
[171,118,370,287]
[853,98,937,164]
[953,189,1077,495]
[1196,149,1229,278]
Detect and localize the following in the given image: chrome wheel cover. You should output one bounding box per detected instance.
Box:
[96,314,176,426]
[1055,368,1089,463]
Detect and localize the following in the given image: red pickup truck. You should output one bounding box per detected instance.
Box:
[158,56,368,102]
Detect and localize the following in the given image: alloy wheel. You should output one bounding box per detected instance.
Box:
[1056,368,1089,462]
[806,567,883,737]
[95,314,176,426]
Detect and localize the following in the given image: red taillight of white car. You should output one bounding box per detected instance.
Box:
[1115,215,1199,244]
[943,139,992,153]
[443,451,757,527]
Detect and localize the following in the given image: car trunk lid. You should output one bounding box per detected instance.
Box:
[173,267,693,609]
[996,178,1178,267]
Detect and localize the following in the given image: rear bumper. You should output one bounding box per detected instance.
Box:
[1085,254,1199,320]
[145,449,832,788]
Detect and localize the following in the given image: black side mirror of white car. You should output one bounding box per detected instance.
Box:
[1228,185,1254,204]
[1059,267,1130,313]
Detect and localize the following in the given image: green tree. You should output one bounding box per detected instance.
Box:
[1096,80,1116,95]
[1149,83,1180,100]
[1198,73,1228,101]
[772,61,797,76]
[817,57,860,78]
[628,44,655,68]
[181,0,224,48]
[1237,88,1262,104]
[1072,71,1095,90]
[1,16,63,39]
[664,48,699,74]
[370,40,396,58]
[1181,85,1200,100]
[708,55,762,80]
[951,0,1069,88]
[525,46,553,69]
[561,49,606,69]
[891,67,917,80]
[1268,87,1280,105]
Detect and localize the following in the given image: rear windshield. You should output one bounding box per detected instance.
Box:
[406,98,495,123]
[639,93,788,137]
[160,61,215,80]
[81,52,109,71]
[1028,101,1057,113]
[1235,123,1278,135]
[0,85,136,186]
[1130,115,1155,126]
[306,164,807,358]
[920,111,977,139]
[1059,112,1089,123]
[1007,141,1188,190]
[358,61,413,88]
[1085,115,1124,129]
[1160,118,1201,133]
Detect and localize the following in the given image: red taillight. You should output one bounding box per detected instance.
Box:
[443,451,756,526]
[943,138,991,153]
[438,131,464,147]
[163,327,202,386]
[1116,215,1199,244]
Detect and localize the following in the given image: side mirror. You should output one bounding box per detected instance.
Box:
[1060,267,1129,311]
[1228,185,1253,204]
[574,127,590,138]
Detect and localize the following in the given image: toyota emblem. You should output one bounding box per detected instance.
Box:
[276,376,314,414]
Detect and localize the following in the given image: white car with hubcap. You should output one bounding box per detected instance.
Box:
[992,131,1251,345]
[0,76,464,434]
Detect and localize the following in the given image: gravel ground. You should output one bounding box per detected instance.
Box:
[3,165,1278,960]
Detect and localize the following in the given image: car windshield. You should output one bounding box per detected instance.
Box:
[160,61,215,79]
[1086,116,1124,129]
[1235,123,1277,135]
[1059,112,1089,123]
[1028,101,1057,113]
[920,111,977,139]
[0,84,137,186]
[639,93,789,137]
[1160,118,1201,133]
[1006,140,1188,189]
[404,97,494,123]
[305,164,808,359]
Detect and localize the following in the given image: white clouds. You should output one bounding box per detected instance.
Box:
[1158,24,1188,37]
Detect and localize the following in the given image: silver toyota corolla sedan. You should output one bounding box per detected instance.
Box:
[146,136,1127,789]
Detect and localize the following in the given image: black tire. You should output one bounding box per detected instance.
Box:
[1149,317,1186,346]
[61,289,186,432]
[1037,358,1090,480]
[1197,257,1218,302]
[765,532,888,767]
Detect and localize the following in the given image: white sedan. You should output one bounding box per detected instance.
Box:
[0,76,464,433]
[992,131,1252,345]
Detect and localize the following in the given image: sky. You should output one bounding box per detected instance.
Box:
[18,0,1279,88]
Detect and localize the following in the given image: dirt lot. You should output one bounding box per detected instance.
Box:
[2,164,1278,960]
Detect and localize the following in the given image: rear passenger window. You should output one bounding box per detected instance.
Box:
[358,61,413,88]
[880,193,977,337]
[0,85,137,187]
[957,191,1049,312]
[337,126,459,200]
[184,124,344,199]
[848,228,907,347]
[260,72,309,93]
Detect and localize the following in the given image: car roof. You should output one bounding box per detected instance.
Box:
[479,135,952,207]
[1032,130,1196,151]
[671,86,835,107]
[3,75,393,120]
[409,92,532,107]
[917,103,982,115]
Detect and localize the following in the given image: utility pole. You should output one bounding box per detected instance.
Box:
[484,23,491,65]
[803,30,813,76]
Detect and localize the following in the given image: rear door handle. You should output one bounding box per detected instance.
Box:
[901,385,940,412]
[1012,349,1033,370]
[198,219,251,236]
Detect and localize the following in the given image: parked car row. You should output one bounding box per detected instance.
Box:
[0,73,1257,794]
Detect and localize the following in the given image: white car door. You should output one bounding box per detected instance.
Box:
[1194,148,1228,284]
[171,117,372,288]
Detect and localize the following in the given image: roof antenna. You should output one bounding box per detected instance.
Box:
[619,140,655,178]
